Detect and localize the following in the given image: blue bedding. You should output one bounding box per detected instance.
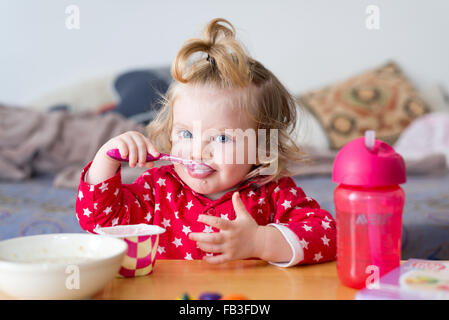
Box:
[1,173,448,260]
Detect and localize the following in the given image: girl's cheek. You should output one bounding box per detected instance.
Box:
[211,143,231,165]
[213,141,252,165]
[171,141,192,159]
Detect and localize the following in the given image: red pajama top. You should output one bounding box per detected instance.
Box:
[75,162,336,266]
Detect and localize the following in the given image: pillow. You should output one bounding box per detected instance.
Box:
[297,62,429,150]
[27,72,119,113]
[292,107,330,151]
[419,84,449,113]
[111,67,171,124]
[394,112,449,167]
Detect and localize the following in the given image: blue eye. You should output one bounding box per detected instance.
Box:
[215,134,230,143]
[179,130,193,139]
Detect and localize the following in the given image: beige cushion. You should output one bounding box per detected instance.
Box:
[297,62,429,150]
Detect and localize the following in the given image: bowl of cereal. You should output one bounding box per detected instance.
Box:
[0,233,127,299]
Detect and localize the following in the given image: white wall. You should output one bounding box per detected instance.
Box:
[1,0,448,105]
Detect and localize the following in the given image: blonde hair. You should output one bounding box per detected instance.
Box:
[147,18,305,186]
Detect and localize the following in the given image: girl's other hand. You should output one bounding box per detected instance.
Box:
[188,192,261,264]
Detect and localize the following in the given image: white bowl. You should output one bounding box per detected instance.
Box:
[0,233,127,299]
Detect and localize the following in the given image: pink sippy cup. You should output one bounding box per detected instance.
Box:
[332,131,406,289]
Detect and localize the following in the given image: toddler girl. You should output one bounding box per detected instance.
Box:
[76,18,336,267]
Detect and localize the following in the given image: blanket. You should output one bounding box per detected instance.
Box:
[0,104,147,188]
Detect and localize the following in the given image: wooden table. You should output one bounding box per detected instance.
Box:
[94,260,358,300]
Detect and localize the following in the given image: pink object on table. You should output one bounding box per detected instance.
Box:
[332,131,407,289]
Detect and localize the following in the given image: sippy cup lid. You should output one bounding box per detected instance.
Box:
[332,131,406,187]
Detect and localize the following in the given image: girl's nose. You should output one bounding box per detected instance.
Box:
[191,140,213,162]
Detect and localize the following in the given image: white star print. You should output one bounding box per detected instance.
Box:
[174,211,179,219]
[172,237,182,248]
[203,225,214,233]
[142,172,150,176]
[103,206,112,215]
[299,238,309,250]
[324,215,332,222]
[248,191,255,197]
[321,220,331,230]
[184,252,193,260]
[111,217,119,226]
[93,203,98,210]
[161,218,171,228]
[114,188,119,197]
[314,252,323,262]
[134,199,141,207]
[144,212,152,222]
[221,213,229,220]
[281,200,291,210]
[78,191,83,201]
[305,197,313,202]
[321,235,330,246]
[274,186,280,193]
[289,188,297,196]
[89,185,94,192]
[177,191,184,198]
[143,194,151,201]
[154,203,160,211]
[258,198,265,205]
[306,212,315,217]
[186,200,194,210]
[257,209,263,214]
[99,182,108,193]
[156,178,166,187]
[182,225,191,236]
[83,208,91,217]
[157,246,165,254]
[166,192,172,202]
[144,182,151,189]
[303,224,312,232]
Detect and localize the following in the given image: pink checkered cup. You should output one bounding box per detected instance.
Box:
[95,224,165,277]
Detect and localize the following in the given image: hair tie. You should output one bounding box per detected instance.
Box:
[206,54,216,67]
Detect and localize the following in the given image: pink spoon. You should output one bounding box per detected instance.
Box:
[106,149,214,171]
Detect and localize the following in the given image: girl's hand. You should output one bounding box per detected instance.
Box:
[188,192,263,264]
[86,131,159,185]
[100,131,160,168]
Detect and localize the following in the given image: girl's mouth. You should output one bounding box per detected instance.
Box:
[185,164,216,179]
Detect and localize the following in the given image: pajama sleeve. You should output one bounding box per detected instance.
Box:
[75,161,156,233]
[267,177,336,266]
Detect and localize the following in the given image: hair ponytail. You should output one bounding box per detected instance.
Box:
[172,18,251,88]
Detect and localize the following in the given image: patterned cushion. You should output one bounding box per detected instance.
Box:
[297,62,429,150]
